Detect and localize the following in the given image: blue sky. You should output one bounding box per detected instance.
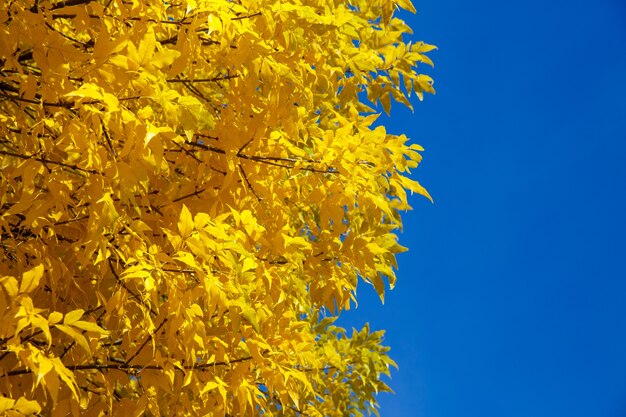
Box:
[339,1,626,416]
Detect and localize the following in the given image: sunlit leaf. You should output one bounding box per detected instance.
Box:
[0,0,435,414]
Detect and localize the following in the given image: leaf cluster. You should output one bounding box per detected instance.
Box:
[0,0,434,415]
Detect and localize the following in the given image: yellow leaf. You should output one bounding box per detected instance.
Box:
[395,0,417,13]
[70,320,110,335]
[399,175,433,202]
[19,264,43,294]
[64,82,103,100]
[136,28,156,66]
[56,324,92,355]
[63,309,84,325]
[151,48,181,69]
[200,381,219,395]
[240,303,260,332]
[31,316,52,346]
[35,356,54,385]
[187,303,203,317]
[175,251,198,269]
[178,205,194,238]
[137,105,154,120]
[380,91,391,115]
[96,192,120,224]
[207,14,222,34]
[12,397,41,415]
[48,311,63,325]
[51,357,78,400]
[414,42,438,53]
[0,396,16,413]
[122,264,152,279]
[0,275,18,297]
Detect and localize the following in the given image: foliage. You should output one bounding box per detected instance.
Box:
[0,0,435,415]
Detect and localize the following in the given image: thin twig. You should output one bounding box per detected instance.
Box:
[166,74,239,83]
[108,259,157,317]
[2,356,254,377]
[124,318,168,366]
[239,164,262,201]
[0,92,75,108]
[0,149,100,175]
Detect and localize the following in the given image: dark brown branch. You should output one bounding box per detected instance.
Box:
[269,395,313,417]
[173,141,202,164]
[180,81,215,109]
[171,188,207,203]
[108,259,157,317]
[50,0,96,11]
[124,17,191,25]
[231,12,262,20]
[2,356,254,377]
[60,308,107,359]
[44,21,93,47]
[0,149,100,175]
[239,164,262,201]
[124,318,168,366]
[194,133,219,141]
[237,137,255,156]
[166,74,240,83]
[187,141,222,154]
[0,92,75,108]
[118,96,144,101]
[99,116,117,159]
[0,82,20,94]
[53,215,89,226]
[186,141,337,173]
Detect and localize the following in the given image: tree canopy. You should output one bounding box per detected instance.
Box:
[0,0,435,415]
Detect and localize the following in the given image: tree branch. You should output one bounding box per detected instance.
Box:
[0,149,100,175]
[0,92,75,108]
[2,356,254,377]
[108,258,157,317]
[186,141,337,174]
[239,164,262,201]
[231,12,262,21]
[166,74,239,83]
[171,187,207,203]
[124,318,168,366]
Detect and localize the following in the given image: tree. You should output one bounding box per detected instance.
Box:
[0,0,435,415]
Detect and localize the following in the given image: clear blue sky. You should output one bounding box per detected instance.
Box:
[339,1,626,416]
